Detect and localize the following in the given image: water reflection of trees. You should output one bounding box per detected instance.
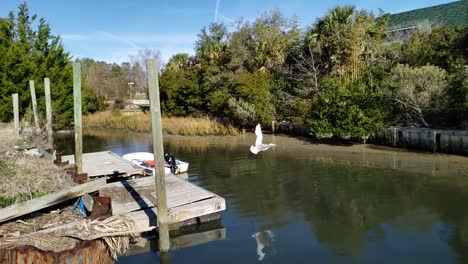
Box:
[188,144,468,259]
[58,130,468,260]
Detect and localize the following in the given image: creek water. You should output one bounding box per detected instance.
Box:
[55,128,468,264]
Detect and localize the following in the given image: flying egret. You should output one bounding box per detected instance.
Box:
[250,124,276,154]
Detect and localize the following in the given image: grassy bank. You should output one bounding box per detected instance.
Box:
[0,124,75,208]
[83,111,239,136]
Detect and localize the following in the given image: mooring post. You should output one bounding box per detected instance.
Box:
[147,58,170,252]
[12,93,19,134]
[432,129,437,153]
[73,62,83,173]
[29,80,39,128]
[44,78,53,147]
[160,251,171,264]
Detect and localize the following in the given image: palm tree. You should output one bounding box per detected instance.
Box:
[166,53,190,72]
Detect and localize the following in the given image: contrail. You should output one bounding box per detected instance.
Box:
[214,0,220,23]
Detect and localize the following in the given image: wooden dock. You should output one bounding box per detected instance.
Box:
[0,150,226,234]
[64,150,226,229]
[62,151,144,178]
[100,174,225,228]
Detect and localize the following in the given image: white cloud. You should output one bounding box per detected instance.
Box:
[219,14,235,23]
[61,31,197,64]
[118,34,197,44]
[97,31,142,49]
[158,46,195,64]
[215,0,221,23]
[62,31,196,45]
[60,34,89,40]
[85,46,195,65]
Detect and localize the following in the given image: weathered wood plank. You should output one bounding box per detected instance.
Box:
[73,62,83,173]
[147,58,170,251]
[44,78,53,147]
[0,178,106,224]
[126,196,226,228]
[100,174,216,215]
[29,80,39,128]
[167,196,226,224]
[62,151,143,177]
[12,93,19,134]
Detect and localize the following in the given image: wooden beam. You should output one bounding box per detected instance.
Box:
[12,93,19,134]
[125,196,226,229]
[44,78,53,147]
[73,62,83,173]
[0,178,106,224]
[167,196,226,224]
[29,80,39,128]
[147,58,170,251]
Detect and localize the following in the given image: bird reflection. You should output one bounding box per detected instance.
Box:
[252,230,275,261]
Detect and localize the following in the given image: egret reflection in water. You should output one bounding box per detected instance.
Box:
[252,230,275,261]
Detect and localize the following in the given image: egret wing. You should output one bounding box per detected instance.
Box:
[255,124,263,146]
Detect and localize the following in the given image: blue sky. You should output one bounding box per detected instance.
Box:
[0,0,458,64]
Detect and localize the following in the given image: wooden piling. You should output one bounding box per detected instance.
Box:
[12,93,19,134]
[29,80,39,128]
[147,58,170,252]
[73,62,83,173]
[44,78,53,147]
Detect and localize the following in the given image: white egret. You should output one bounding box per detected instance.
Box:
[250,124,276,154]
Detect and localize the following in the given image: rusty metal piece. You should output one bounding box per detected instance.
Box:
[0,239,114,264]
[89,196,111,220]
[64,165,88,184]
[73,173,88,184]
[53,154,69,166]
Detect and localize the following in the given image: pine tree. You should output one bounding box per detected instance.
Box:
[0,2,75,128]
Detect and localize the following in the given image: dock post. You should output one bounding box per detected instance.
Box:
[44,78,53,147]
[147,58,170,252]
[29,80,39,128]
[12,93,19,134]
[73,62,83,173]
[432,129,437,153]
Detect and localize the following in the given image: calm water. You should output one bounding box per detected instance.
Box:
[55,129,468,264]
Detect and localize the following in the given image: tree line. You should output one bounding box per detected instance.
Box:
[157,8,467,138]
[0,3,466,136]
[0,3,106,128]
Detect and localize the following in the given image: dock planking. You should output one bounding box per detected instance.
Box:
[100,174,226,227]
[61,151,226,230]
[62,151,144,178]
[100,174,226,223]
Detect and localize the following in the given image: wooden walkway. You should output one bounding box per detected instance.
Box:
[62,151,144,178]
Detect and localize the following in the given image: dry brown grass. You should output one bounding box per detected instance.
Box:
[0,124,23,155]
[0,123,75,207]
[0,157,75,204]
[83,111,239,135]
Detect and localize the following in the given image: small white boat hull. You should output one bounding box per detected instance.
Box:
[122,152,189,175]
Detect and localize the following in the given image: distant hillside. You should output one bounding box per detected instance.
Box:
[388,0,468,31]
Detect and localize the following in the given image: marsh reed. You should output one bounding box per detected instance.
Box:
[83,111,239,136]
